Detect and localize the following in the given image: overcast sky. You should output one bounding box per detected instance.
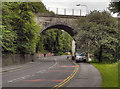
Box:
[42,0,117,17]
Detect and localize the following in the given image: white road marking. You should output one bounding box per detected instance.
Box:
[7,58,58,83]
[36,58,57,74]
[48,58,57,70]
[8,75,32,83]
[36,70,46,73]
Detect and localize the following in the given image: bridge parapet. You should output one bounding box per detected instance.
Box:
[34,14,82,28]
[35,13,84,18]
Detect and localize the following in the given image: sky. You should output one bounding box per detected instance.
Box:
[42,0,118,17]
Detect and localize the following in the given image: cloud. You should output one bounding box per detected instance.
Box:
[42,0,111,2]
[42,0,110,16]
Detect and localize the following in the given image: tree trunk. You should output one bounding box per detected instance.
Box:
[99,45,103,62]
[87,52,90,61]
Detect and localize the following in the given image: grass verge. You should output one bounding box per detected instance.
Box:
[91,62,118,87]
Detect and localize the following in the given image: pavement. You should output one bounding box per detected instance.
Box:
[67,63,102,87]
[1,57,45,73]
[2,55,102,88]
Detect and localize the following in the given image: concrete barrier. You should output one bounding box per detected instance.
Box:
[2,53,53,67]
[2,54,36,67]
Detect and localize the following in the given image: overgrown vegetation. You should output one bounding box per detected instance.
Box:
[75,11,119,63]
[108,1,120,14]
[2,2,120,60]
[2,2,47,54]
[2,2,73,55]
[42,29,73,55]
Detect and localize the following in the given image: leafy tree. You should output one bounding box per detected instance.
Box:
[109,1,120,61]
[2,2,74,56]
[2,3,18,53]
[36,35,44,53]
[117,19,120,60]
[109,1,120,14]
[75,11,118,63]
[42,29,73,55]
[2,2,50,54]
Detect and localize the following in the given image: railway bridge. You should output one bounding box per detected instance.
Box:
[35,13,84,59]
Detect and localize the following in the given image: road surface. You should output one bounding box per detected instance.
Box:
[2,56,101,89]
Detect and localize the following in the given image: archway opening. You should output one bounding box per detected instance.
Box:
[41,24,75,37]
[37,24,76,57]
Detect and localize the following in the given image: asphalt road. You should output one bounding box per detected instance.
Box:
[2,56,101,88]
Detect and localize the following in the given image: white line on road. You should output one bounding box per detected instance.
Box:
[36,58,57,74]
[48,58,57,70]
[36,70,46,73]
[7,58,58,83]
[8,75,33,83]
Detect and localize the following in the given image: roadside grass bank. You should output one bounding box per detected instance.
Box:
[91,62,118,87]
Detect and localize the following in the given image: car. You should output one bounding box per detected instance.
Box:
[65,52,71,59]
[65,52,71,55]
[75,53,86,63]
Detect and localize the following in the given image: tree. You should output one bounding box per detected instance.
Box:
[109,1,120,61]
[109,1,120,15]
[75,11,118,63]
[36,35,44,53]
[42,29,73,55]
[2,2,50,54]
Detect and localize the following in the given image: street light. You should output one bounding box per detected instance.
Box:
[76,4,89,15]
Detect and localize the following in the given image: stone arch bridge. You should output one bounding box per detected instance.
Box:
[34,13,84,59]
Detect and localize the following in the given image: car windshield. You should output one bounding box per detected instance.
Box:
[76,53,85,56]
[80,53,85,56]
[76,53,81,56]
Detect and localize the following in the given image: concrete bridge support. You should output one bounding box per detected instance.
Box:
[71,40,76,60]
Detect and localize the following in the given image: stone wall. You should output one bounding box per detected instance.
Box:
[2,53,53,67]
[2,54,36,67]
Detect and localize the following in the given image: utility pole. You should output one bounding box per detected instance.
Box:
[80,9,81,16]
[56,8,58,14]
[72,9,74,15]
[64,8,66,15]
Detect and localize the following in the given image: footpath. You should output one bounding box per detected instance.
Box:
[1,53,53,73]
[66,57,102,87]
[1,56,45,73]
[67,62,102,87]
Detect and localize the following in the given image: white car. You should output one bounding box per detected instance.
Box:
[75,53,86,63]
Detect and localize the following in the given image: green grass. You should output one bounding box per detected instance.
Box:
[92,62,118,87]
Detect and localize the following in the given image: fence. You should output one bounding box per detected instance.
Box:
[48,7,83,16]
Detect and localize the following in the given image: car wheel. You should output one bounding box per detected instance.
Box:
[83,59,86,62]
[76,60,79,63]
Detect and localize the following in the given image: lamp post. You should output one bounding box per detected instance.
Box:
[76,4,89,15]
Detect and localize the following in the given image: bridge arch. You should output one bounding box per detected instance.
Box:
[39,22,76,60]
[40,22,75,37]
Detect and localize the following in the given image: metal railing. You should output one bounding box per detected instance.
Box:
[47,7,83,16]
